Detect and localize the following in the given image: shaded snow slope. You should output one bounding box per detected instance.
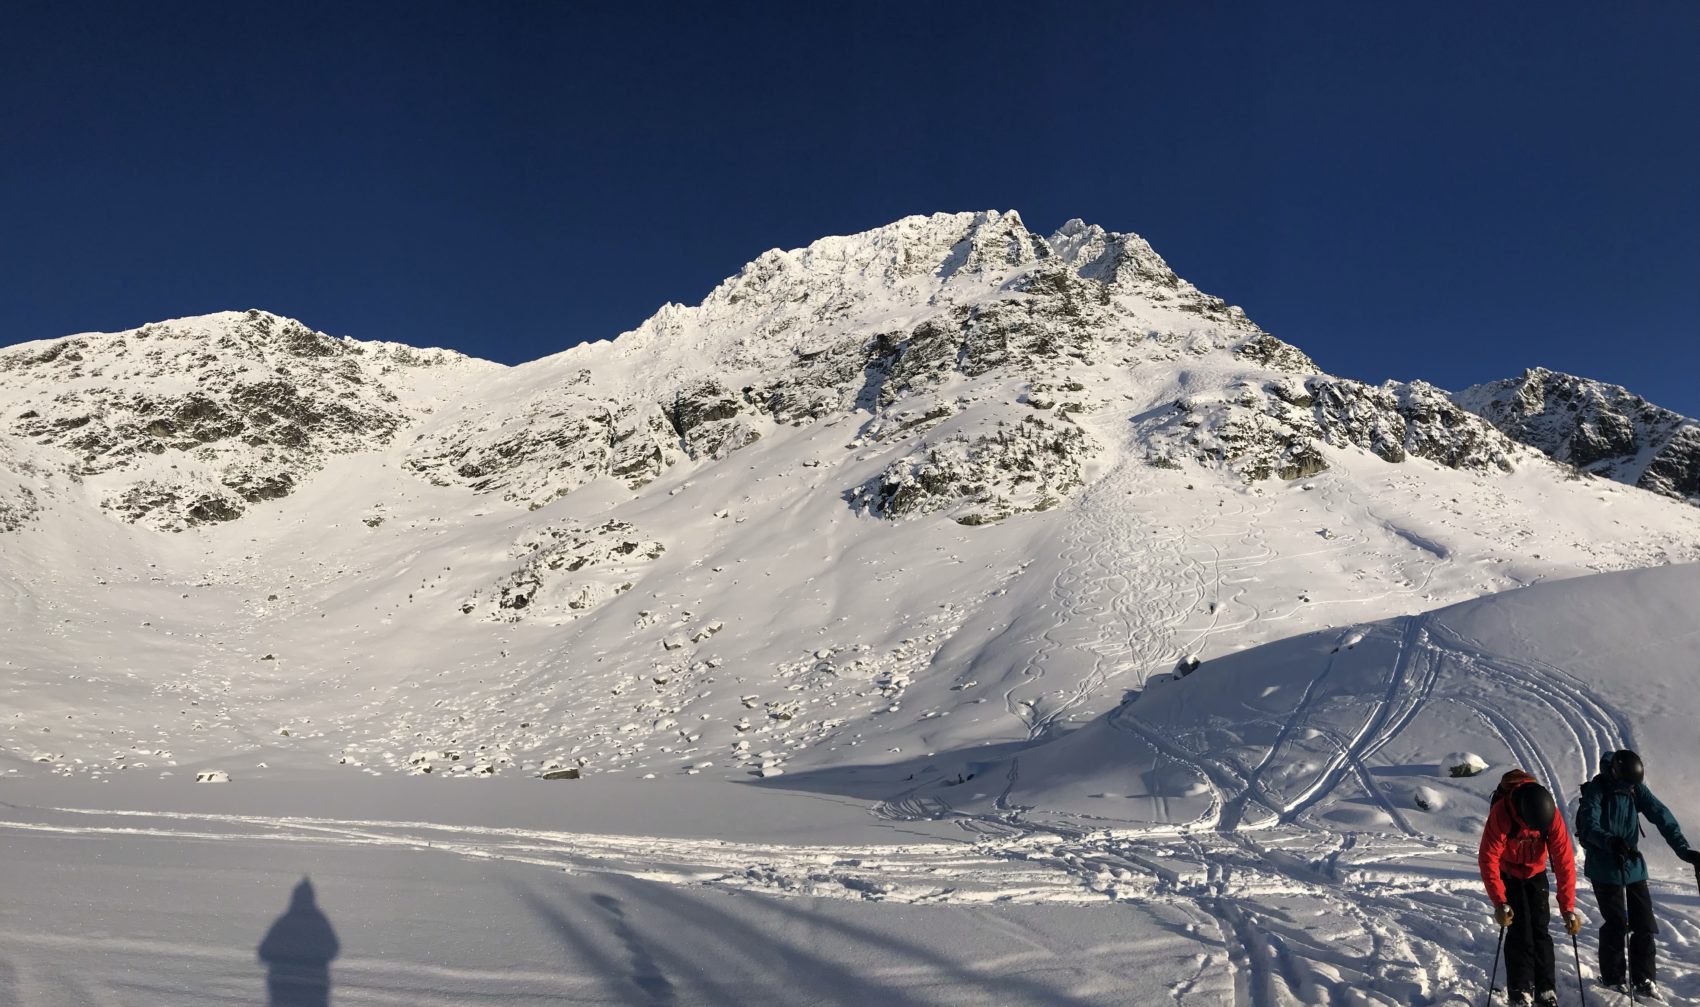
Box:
[861,563,1700,844]
[0,783,1218,1007]
[751,564,1700,1001]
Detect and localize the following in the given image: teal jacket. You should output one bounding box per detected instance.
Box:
[1575,751,1692,886]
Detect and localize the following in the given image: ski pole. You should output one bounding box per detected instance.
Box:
[1625,909,1636,1006]
[1483,923,1506,1007]
[1571,928,1586,1007]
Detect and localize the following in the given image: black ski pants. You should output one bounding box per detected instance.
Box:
[1593,879,1657,986]
[1502,871,1556,993]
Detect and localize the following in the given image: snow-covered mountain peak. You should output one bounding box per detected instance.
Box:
[691,210,1042,314]
[0,309,497,530]
[665,209,1179,331]
[407,209,1307,518]
[0,216,1567,535]
[568,209,1259,381]
[5,213,1700,797]
[11,216,1700,1007]
[1,308,484,377]
[1457,366,1700,504]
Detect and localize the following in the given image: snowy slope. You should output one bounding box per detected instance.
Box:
[1457,367,1700,505]
[3,211,1700,790]
[6,211,1700,1004]
[872,562,1700,839]
[4,565,1700,1005]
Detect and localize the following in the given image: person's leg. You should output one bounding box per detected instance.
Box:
[1504,872,1538,994]
[1593,882,1628,987]
[1626,880,1658,985]
[1525,874,1555,993]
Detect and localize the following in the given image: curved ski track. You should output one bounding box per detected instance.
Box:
[1084,597,1698,1004]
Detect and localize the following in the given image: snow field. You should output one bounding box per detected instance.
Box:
[7,563,1700,1003]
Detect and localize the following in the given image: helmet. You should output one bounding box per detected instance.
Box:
[1611,750,1645,787]
[1512,783,1557,833]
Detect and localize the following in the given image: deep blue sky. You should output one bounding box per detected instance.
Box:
[3,2,1697,413]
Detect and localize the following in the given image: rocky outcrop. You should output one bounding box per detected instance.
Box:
[468,519,666,623]
[1145,376,1518,482]
[664,381,764,460]
[0,310,476,529]
[411,378,689,502]
[106,479,246,529]
[0,482,38,533]
[0,440,41,532]
[1235,333,1320,374]
[1457,368,1700,504]
[858,413,1090,524]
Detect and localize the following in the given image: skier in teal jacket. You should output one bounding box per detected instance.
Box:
[1574,750,1700,1000]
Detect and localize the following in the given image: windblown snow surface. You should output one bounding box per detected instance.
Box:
[3,211,1700,1005]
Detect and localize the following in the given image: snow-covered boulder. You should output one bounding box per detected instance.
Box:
[1446,753,1489,778]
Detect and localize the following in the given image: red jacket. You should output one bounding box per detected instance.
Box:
[1478,776,1577,914]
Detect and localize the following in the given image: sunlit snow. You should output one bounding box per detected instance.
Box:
[3,211,1699,1004]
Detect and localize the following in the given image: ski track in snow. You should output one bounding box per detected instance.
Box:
[10,779,1700,1006]
[1004,417,1207,741]
[1076,591,1700,1005]
[8,568,1700,1004]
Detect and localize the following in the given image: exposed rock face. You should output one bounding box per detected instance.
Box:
[1456,368,1700,504]
[664,381,764,460]
[1143,376,1518,482]
[0,310,477,530]
[1236,333,1320,374]
[859,413,1089,524]
[406,399,678,507]
[0,439,42,532]
[0,487,38,533]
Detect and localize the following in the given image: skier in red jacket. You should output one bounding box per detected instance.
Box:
[1478,769,1581,1006]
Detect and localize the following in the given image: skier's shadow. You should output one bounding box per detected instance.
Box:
[257,876,340,1007]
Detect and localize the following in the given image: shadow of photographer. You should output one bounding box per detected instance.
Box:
[257,876,339,1007]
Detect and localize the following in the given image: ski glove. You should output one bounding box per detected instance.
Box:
[1610,836,1639,860]
[1495,904,1514,927]
[1681,848,1700,866]
[1564,912,1583,936]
